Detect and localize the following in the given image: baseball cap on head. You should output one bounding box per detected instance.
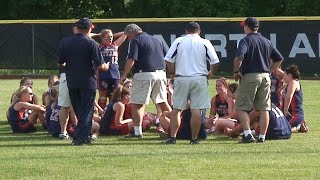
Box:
[76,18,95,29]
[185,22,201,31]
[240,17,259,29]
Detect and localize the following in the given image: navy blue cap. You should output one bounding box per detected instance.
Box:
[75,18,95,29]
[240,17,259,29]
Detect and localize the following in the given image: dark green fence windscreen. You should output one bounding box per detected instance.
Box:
[0,18,319,74]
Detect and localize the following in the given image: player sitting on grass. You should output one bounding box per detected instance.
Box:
[224,103,291,141]
[45,83,75,137]
[160,101,207,142]
[7,86,45,133]
[11,77,39,105]
[42,75,59,106]
[282,65,308,133]
[213,83,239,134]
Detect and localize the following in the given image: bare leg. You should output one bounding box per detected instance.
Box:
[169,109,182,137]
[131,103,144,136]
[237,110,251,135]
[59,107,70,134]
[190,109,201,140]
[259,111,269,136]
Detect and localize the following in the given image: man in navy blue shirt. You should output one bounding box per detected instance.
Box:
[57,18,109,145]
[233,17,283,143]
[120,24,171,138]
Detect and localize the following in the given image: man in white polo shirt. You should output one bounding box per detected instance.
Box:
[164,22,220,144]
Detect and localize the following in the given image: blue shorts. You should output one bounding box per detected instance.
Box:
[98,78,119,94]
[10,119,36,133]
[177,123,207,140]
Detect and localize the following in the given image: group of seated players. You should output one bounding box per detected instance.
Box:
[6,64,308,142]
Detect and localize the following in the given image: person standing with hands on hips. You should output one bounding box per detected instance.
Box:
[234,17,283,143]
[164,22,220,144]
[57,18,109,146]
[120,24,172,138]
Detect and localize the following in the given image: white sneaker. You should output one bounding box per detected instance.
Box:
[59,133,70,140]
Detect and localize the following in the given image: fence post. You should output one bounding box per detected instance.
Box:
[32,24,35,74]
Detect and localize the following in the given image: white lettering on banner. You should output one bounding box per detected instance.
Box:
[205,34,227,57]
[153,33,319,59]
[229,34,246,47]
[289,33,316,58]
[270,33,277,48]
[153,35,170,50]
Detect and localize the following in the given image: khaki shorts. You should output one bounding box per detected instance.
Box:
[235,73,271,111]
[130,71,167,105]
[57,73,72,107]
[173,76,210,110]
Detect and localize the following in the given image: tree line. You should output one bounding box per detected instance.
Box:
[0,0,319,20]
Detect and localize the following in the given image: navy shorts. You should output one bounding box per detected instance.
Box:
[11,119,36,133]
[98,78,119,94]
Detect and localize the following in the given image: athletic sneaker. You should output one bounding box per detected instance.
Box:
[88,134,98,141]
[190,139,200,144]
[159,132,170,140]
[59,133,70,140]
[238,134,255,143]
[298,121,309,133]
[256,138,265,143]
[163,137,176,144]
[125,133,143,138]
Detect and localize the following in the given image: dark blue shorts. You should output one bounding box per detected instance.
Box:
[176,123,207,140]
[98,78,119,94]
[11,119,36,133]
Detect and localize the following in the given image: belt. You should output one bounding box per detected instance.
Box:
[138,69,166,73]
[176,74,207,77]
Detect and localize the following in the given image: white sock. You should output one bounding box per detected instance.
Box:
[259,134,266,139]
[134,126,142,136]
[251,130,256,136]
[243,130,252,137]
[155,117,160,124]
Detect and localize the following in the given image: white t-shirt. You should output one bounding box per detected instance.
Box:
[165,34,219,77]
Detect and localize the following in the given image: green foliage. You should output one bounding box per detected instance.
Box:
[1,0,320,20]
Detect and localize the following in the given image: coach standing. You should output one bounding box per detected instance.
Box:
[57,18,109,145]
[120,24,171,138]
[234,17,283,143]
[164,22,220,144]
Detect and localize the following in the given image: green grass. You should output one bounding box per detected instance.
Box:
[1,79,320,180]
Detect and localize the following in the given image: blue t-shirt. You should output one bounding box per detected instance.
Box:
[98,43,120,79]
[57,33,105,89]
[236,33,283,75]
[267,104,291,140]
[127,32,167,73]
[45,102,61,136]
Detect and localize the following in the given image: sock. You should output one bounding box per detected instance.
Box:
[155,117,160,124]
[134,126,142,136]
[258,134,265,139]
[243,130,252,137]
[251,130,256,136]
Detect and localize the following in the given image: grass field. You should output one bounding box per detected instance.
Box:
[0,79,320,180]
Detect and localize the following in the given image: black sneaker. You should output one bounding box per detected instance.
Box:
[163,137,176,144]
[190,139,200,144]
[238,134,255,143]
[256,138,265,143]
[125,133,143,138]
[71,141,85,146]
